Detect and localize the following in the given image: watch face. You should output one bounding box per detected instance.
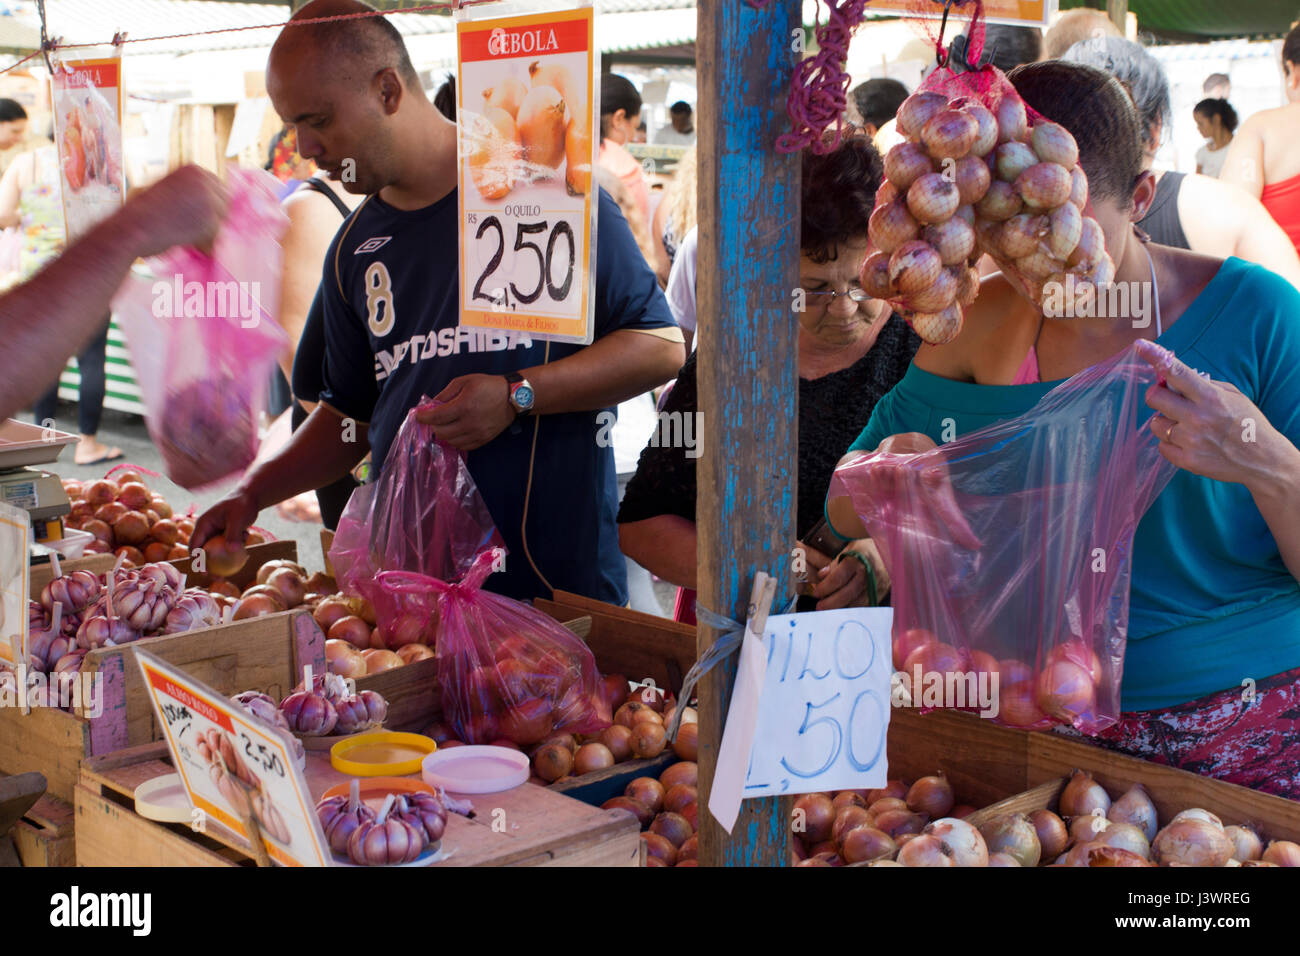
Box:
[514,384,535,409]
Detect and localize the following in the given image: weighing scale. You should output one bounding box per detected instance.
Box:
[0,419,79,561]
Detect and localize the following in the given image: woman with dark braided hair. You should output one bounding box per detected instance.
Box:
[828,61,1300,797]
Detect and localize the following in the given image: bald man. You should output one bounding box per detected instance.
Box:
[193,0,684,605]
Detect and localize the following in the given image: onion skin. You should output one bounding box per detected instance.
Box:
[672,721,699,761]
[874,808,927,840]
[1152,819,1234,867]
[868,201,920,255]
[629,721,668,759]
[897,833,954,867]
[867,780,908,804]
[1107,783,1159,842]
[1086,846,1154,867]
[641,832,678,866]
[896,92,948,139]
[202,534,248,577]
[920,109,978,159]
[1091,821,1151,860]
[884,141,933,191]
[603,796,654,829]
[599,723,634,761]
[1059,770,1111,819]
[980,813,1041,867]
[925,817,988,867]
[831,806,872,848]
[1171,808,1223,829]
[1261,840,1300,866]
[650,812,693,849]
[660,762,697,790]
[988,852,1022,866]
[1224,825,1263,862]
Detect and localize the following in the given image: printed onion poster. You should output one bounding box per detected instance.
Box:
[456,4,597,344]
[51,51,126,241]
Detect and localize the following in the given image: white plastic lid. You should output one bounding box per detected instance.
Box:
[421,745,529,794]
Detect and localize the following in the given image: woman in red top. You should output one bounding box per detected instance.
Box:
[1221,23,1300,254]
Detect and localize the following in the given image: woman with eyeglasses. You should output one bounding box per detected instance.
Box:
[617,131,920,622]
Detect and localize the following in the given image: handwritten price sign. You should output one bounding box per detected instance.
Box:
[135,649,330,866]
[456,4,597,344]
[744,609,893,798]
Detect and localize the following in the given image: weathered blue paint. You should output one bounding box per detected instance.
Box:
[695,0,801,868]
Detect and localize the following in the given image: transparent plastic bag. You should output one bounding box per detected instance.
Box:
[111,167,287,489]
[829,344,1177,734]
[378,556,610,746]
[861,25,1112,344]
[329,398,503,648]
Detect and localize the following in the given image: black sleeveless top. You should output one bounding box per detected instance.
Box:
[1137,171,1190,250]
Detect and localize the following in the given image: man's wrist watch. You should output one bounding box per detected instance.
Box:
[505,372,535,418]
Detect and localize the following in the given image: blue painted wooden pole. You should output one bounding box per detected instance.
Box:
[695,0,800,867]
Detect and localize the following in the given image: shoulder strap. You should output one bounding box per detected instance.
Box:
[302,177,351,217]
[331,194,373,300]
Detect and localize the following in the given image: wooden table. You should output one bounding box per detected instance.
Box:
[74,742,641,867]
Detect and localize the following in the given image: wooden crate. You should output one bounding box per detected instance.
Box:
[0,610,324,804]
[890,708,1300,843]
[550,752,677,808]
[535,591,696,697]
[10,792,75,867]
[30,539,299,596]
[354,657,440,732]
[75,742,640,867]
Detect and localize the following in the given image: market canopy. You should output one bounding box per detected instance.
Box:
[1058,0,1300,40]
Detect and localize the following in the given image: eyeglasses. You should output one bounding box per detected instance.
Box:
[802,286,872,307]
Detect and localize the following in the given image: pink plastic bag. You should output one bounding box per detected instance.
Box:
[378,556,610,746]
[329,398,503,648]
[111,167,287,489]
[829,344,1176,735]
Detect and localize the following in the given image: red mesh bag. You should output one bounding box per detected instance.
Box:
[860,4,1114,344]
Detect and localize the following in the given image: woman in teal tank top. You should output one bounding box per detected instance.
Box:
[827,62,1300,797]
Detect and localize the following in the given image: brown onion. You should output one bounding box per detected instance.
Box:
[980,813,1041,867]
[874,808,926,840]
[395,643,434,665]
[84,479,117,508]
[884,141,933,190]
[1059,770,1111,819]
[630,722,667,759]
[1092,821,1151,860]
[1261,840,1300,866]
[793,793,835,845]
[1224,825,1263,862]
[842,825,896,864]
[832,791,868,813]
[232,593,280,621]
[603,796,654,828]
[1171,808,1223,829]
[920,108,978,159]
[925,817,988,866]
[896,92,948,139]
[907,775,955,819]
[660,761,697,790]
[866,780,907,803]
[626,776,666,814]
[112,511,150,546]
[532,743,573,782]
[672,721,698,761]
[897,833,953,867]
[1107,783,1158,841]
[832,806,872,848]
[573,742,615,775]
[679,834,698,861]
[641,832,677,866]
[650,812,692,848]
[615,701,662,729]
[324,639,367,679]
[360,649,403,674]
[598,724,634,761]
[202,534,248,577]
[265,567,306,609]
[328,615,372,650]
[1030,809,1069,860]
[664,784,698,815]
[988,852,1022,866]
[1152,819,1234,867]
[1086,846,1154,867]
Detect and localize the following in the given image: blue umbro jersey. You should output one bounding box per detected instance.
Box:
[315,186,677,604]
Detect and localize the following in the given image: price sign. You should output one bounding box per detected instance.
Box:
[51,50,126,241]
[0,502,30,669]
[134,649,330,866]
[866,0,1056,26]
[744,609,893,798]
[456,4,597,344]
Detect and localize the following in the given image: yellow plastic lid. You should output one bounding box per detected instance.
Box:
[330,731,437,777]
